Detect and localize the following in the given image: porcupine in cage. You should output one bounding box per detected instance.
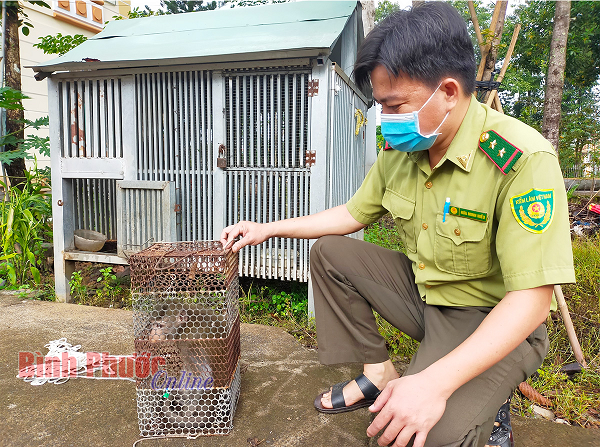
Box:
[130,241,241,437]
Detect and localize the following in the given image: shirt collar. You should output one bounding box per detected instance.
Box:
[442,95,487,173]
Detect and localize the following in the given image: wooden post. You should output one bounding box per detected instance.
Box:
[467,1,484,51]
[554,285,587,368]
[486,23,521,107]
[475,1,503,81]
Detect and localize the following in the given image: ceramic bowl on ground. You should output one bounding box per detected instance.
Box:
[74,229,107,252]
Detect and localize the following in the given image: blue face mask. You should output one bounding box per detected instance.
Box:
[380,84,449,153]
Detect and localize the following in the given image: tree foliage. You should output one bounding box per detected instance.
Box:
[0,1,50,36]
[157,0,288,14]
[34,33,88,56]
[375,0,401,23]
[0,88,49,166]
[160,1,217,14]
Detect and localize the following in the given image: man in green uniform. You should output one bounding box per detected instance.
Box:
[220,3,575,446]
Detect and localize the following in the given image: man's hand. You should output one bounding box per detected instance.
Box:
[367,374,447,447]
[220,221,271,252]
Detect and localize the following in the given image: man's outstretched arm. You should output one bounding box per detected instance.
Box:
[220,204,367,252]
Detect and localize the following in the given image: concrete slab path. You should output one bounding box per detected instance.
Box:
[1,293,598,447]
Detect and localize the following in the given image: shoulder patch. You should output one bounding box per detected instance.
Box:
[479,130,523,175]
[510,188,554,233]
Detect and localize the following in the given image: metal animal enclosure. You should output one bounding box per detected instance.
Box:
[49,61,369,301]
[41,1,373,302]
[134,67,314,281]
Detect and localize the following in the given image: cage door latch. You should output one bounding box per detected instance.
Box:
[217,144,227,168]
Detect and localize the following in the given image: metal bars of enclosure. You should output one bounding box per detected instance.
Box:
[223,69,312,281]
[135,71,214,244]
[57,78,126,239]
[327,66,368,233]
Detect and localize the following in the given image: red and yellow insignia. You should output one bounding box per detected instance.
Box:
[510,188,554,233]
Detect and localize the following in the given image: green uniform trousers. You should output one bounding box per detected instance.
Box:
[310,235,549,447]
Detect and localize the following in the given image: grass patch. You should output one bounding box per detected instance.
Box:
[239,277,317,349]
[364,214,404,252]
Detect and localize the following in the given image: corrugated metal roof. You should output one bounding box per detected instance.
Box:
[33,1,358,73]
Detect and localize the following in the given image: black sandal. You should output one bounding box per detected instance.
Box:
[314,373,382,414]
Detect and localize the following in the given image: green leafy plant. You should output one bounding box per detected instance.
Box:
[375,311,419,360]
[271,290,307,320]
[0,87,50,165]
[96,267,121,307]
[69,271,87,302]
[37,280,56,301]
[566,183,579,200]
[0,164,52,286]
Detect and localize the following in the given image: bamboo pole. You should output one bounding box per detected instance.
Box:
[486,23,521,107]
[468,1,484,51]
[554,285,587,368]
[492,93,503,113]
[476,1,503,81]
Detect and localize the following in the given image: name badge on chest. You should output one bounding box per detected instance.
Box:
[449,206,487,223]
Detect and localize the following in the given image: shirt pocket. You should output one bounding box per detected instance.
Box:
[434,213,491,276]
[382,189,417,253]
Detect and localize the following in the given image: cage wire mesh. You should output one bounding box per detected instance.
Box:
[130,241,240,437]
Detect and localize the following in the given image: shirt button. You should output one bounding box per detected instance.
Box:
[418,262,425,270]
[425,284,432,289]
[454,228,461,236]
[425,181,433,189]
[422,223,428,230]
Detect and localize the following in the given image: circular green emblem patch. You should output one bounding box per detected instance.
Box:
[510,188,554,233]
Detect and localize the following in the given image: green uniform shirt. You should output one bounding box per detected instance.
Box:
[347,96,575,309]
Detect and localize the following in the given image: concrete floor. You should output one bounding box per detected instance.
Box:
[1,292,599,447]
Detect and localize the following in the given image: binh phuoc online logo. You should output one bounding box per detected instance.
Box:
[17,351,213,389]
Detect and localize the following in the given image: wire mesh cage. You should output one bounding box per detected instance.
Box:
[130,241,240,437]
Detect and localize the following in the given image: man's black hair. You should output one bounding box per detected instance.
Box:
[354,2,476,95]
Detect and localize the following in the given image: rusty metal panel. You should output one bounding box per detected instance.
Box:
[58,78,125,160]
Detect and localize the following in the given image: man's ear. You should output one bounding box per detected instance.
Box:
[440,78,462,110]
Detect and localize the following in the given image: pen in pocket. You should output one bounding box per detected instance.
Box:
[443,198,451,223]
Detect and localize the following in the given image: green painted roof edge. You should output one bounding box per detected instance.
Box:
[34,1,358,73]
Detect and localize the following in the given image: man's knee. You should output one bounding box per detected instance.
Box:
[310,235,344,269]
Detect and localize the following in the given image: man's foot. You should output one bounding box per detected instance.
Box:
[319,360,399,410]
[485,397,514,447]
